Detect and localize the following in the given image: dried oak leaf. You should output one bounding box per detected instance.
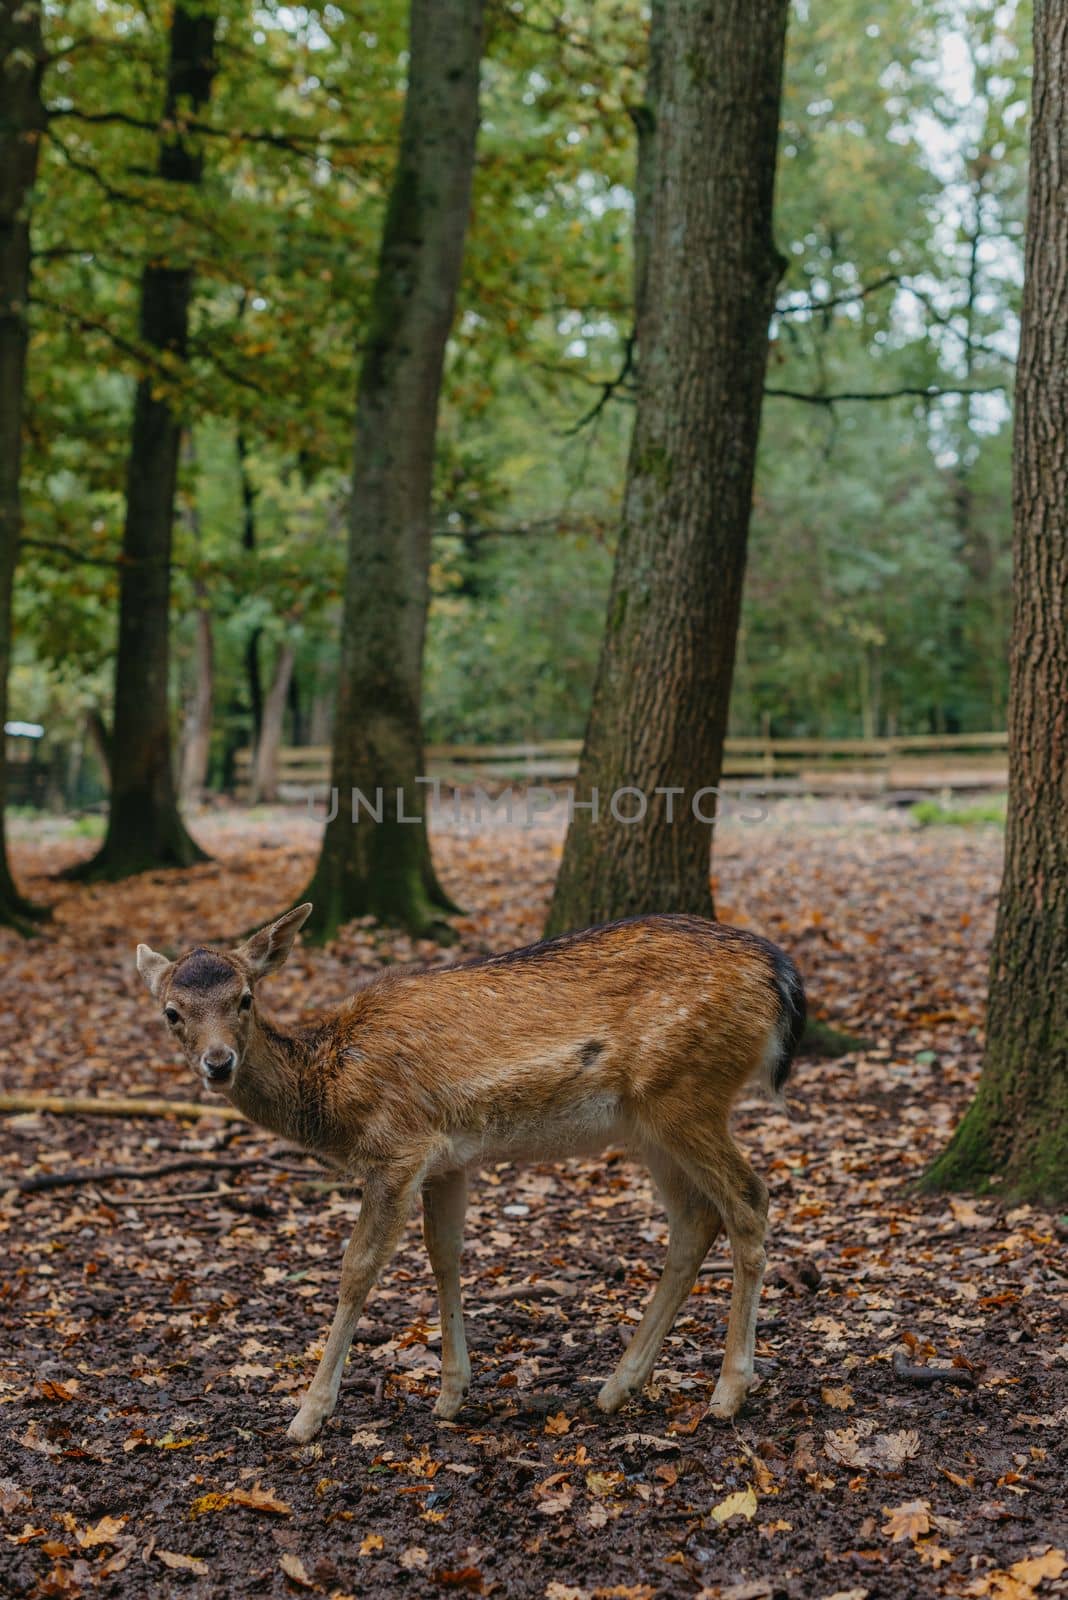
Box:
[881,1499,932,1543]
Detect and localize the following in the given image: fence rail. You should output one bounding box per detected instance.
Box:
[234,733,1009,800]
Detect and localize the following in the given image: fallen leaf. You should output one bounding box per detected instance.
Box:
[279,1552,314,1587]
[822,1385,855,1411]
[710,1486,758,1524]
[229,1486,292,1516]
[874,1430,921,1470]
[359,1533,384,1556]
[915,1542,954,1570]
[76,1515,127,1549]
[544,1411,570,1436]
[882,1500,932,1543]
[400,1546,429,1570]
[157,1550,210,1574]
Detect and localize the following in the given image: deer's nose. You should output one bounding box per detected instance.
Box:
[200,1047,237,1083]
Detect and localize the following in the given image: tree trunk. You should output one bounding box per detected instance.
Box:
[179,587,214,806]
[236,431,263,740]
[250,638,296,804]
[0,0,46,930]
[70,5,215,881]
[546,0,788,935]
[72,13,214,877]
[302,0,484,940]
[924,0,1068,1205]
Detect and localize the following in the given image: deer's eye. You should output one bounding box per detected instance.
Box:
[238,993,253,1013]
[164,1006,181,1026]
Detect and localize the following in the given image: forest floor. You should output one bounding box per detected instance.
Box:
[1,801,1065,1600]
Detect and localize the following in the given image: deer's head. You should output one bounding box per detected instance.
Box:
[135,904,313,1092]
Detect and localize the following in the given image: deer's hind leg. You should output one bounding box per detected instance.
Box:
[422,1168,471,1420]
[675,1134,769,1421]
[596,1147,721,1414]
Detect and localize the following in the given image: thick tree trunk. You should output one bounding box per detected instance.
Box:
[303,0,484,940]
[546,0,788,935]
[0,0,46,930]
[71,5,214,881]
[925,2,1068,1205]
[250,638,296,804]
[179,588,214,806]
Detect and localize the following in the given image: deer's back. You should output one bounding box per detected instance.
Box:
[324,916,788,1162]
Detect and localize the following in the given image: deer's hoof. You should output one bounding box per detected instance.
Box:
[708,1377,749,1420]
[596,1377,635,1415]
[433,1386,468,1421]
[287,1405,327,1444]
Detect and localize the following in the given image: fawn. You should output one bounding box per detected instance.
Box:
[136,904,804,1442]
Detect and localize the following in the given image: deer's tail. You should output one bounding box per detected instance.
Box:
[757,945,806,1107]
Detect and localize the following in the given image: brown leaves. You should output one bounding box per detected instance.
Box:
[881,1499,933,1542]
[824,1423,921,1472]
[965,1549,1067,1600]
[189,1485,292,1518]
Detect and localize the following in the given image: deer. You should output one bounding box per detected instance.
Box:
[135,904,805,1444]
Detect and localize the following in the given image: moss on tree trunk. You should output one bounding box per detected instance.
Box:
[924,0,1068,1206]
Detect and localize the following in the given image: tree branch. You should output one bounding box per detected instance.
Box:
[764,383,1007,405]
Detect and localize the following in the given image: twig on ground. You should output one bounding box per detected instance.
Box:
[892,1348,976,1388]
[0,1093,244,1122]
[18,1154,323,1193]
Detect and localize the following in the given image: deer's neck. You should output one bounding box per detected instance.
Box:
[230,1012,331,1152]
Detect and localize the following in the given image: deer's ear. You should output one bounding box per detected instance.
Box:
[136,945,173,997]
[237,903,313,979]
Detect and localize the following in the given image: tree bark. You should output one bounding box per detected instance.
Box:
[925,2,1068,1205]
[71,4,214,881]
[0,0,46,930]
[302,0,484,940]
[546,0,789,935]
[250,637,296,804]
[236,431,263,740]
[179,584,214,805]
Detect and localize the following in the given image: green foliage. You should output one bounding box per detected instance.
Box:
[9,0,1030,765]
[911,796,1007,827]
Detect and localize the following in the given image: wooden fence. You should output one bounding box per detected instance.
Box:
[234,732,1009,800]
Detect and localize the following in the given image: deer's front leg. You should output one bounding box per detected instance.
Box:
[288,1166,421,1443]
[422,1168,470,1420]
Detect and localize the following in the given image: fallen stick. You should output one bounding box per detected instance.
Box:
[892,1349,976,1389]
[0,1093,244,1123]
[18,1153,297,1194]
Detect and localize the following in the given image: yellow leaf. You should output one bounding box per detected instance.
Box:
[76,1515,126,1549]
[822,1385,855,1411]
[359,1533,384,1556]
[1011,1550,1067,1587]
[709,1486,758,1524]
[545,1411,571,1436]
